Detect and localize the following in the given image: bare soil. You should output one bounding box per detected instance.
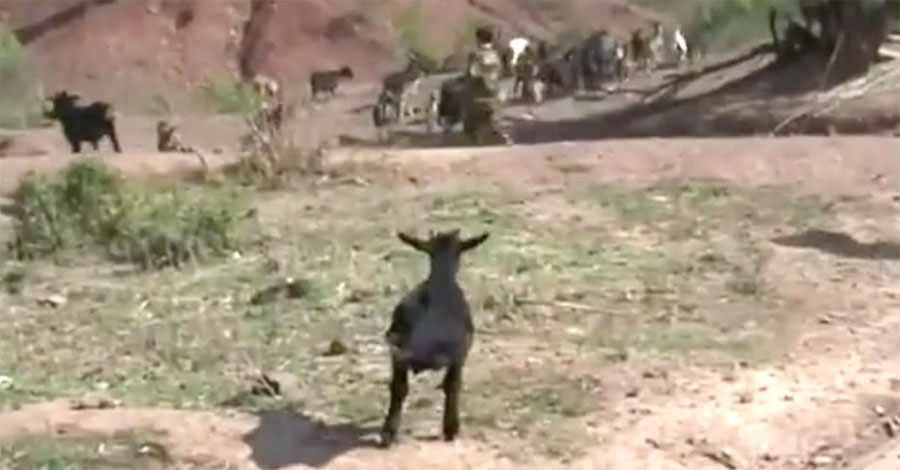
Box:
[1,135,899,470]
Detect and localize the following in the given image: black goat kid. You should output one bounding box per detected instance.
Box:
[380,229,489,448]
[46,91,122,154]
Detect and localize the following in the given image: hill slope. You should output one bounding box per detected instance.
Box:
[0,0,662,109]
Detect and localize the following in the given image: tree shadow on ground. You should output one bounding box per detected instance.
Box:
[508,45,896,144]
[771,229,900,261]
[241,408,379,469]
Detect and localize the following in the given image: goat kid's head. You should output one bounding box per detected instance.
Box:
[339,66,355,79]
[45,91,80,119]
[397,229,489,273]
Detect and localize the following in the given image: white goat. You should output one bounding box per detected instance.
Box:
[672,26,689,64]
[508,37,531,68]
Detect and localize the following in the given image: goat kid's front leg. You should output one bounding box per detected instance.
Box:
[107,124,122,153]
[441,363,462,442]
[380,360,409,448]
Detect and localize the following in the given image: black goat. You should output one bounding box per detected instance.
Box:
[538,54,579,98]
[45,91,121,153]
[435,75,468,133]
[309,66,354,100]
[380,229,490,448]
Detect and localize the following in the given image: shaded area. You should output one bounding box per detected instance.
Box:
[10,0,118,46]
[772,229,900,261]
[241,408,378,469]
[509,46,900,143]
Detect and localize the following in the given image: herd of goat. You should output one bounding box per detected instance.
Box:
[39,22,692,154]
[361,22,694,140]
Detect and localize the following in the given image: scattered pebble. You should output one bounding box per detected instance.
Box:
[71,392,119,410]
[323,339,350,356]
[37,294,67,308]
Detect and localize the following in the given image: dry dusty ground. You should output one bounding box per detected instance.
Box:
[1,135,899,470]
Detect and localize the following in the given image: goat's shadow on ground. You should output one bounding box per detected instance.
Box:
[771,229,900,261]
[241,408,380,469]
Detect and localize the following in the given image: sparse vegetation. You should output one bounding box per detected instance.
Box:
[0,167,845,459]
[199,78,261,115]
[9,159,249,269]
[0,431,171,470]
[393,1,439,67]
[0,27,45,129]
[454,16,480,55]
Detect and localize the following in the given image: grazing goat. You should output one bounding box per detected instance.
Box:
[309,66,354,101]
[507,36,531,72]
[382,59,425,120]
[647,22,665,71]
[372,90,400,143]
[672,26,689,65]
[250,73,280,101]
[425,89,440,135]
[578,30,620,90]
[435,75,468,133]
[156,120,193,152]
[630,28,651,72]
[380,229,490,448]
[45,91,121,153]
[538,53,579,98]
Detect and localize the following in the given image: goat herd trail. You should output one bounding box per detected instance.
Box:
[1,136,899,469]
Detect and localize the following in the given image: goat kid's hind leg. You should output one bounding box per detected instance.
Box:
[441,363,463,441]
[380,360,410,447]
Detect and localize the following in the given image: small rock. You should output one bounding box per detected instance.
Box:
[625,387,640,398]
[71,392,118,410]
[883,418,897,438]
[137,441,170,461]
[323,339,349,356]
[0,375,13,390]
[737,390,753,404]
[605,350,628,362]
[37,294,67,308]
[875,405,886,416]
[700,448,738,469]
[809,455,834,467]
[890,378,900,392]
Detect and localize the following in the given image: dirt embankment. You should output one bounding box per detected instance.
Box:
[0,0,657,109]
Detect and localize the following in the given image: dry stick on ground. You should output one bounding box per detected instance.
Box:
[516,298,624,315]
[819,32,846,91]
[773,62,900,134]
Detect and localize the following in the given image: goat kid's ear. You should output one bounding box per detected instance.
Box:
[461,232,490,252]
[397,231,428,252]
